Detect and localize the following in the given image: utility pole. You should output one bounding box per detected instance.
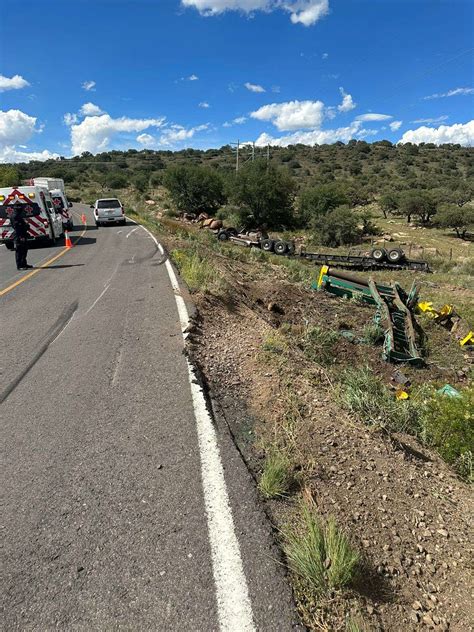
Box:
[236,140,240,173]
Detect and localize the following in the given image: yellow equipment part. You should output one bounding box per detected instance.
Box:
[460,331,474,346]
[317,264,329,290]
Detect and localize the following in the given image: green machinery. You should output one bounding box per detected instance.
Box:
[315,266,423,365]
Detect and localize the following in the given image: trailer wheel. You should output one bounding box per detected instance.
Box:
[274,241,288,255]
[371,247,387,262]
[286,242,295,255]
[218,230,229,241]
[261,239,274,252]
[387,248,404,263]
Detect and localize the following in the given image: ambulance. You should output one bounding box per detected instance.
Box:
[0,186,64,250]
[50,188,74,231]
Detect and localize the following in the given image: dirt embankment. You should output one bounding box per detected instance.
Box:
[156,221,473,632]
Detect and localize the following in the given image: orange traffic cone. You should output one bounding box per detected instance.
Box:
[65,231,73,249]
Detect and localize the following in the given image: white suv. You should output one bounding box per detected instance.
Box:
[93,198,126,226]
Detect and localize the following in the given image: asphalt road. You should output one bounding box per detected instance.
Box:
[0,205,300,630]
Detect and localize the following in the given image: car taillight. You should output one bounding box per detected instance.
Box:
[121,207,124,214]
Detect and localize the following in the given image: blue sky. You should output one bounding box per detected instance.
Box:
[1,0,473,162]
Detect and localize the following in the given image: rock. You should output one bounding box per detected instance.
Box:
[410,610,420,623]
[422,614,435,627]
[412,600,423,611]
[367,605,374,615]
[437,529,449,538]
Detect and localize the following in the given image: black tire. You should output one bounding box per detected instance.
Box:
[261,238,274,252]
[68,221,74,230]
[371,247,387,262]
[4,241,15,251]
[121,219,127,226]
[387,248,404,263]
[218,230,229,241]
[274,241,288,255]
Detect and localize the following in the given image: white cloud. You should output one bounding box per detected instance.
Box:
[355,113,392,122]
[79,102,104,116]
[0,109,57,163]
[411,115,449,124]
[245,82,265,93]
[0,147,59,163]
[199,101,210,108]
[64,112,79,126]
[337,87,356,112]
[255,120,364,147]
[223,116,247,127]
[0,74,30,92]
[0,109,38,147]
[181,0,329,26]
[136,133,155,146]
[159,123,209,146]
[399,120,474,146]
[272,85,281,93]
[424,87,474,100]
[251,99,325,130]
[322,52,328,59]
[389,120,402,131]
[189,74,199,81]
[82,80,96,92]
[70,114,166,154]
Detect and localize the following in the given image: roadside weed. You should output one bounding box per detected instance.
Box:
[258,451,293,498]
[284,504,360,593]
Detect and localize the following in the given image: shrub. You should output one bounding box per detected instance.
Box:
[284,504,360,593]
[421,387,474,480]
[259,451,293,498]
[317,205,361,247]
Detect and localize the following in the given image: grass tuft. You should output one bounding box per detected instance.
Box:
[338,366,421,435]
[301,325,339,366]
[258,451,293,498]
[284,504,360,594]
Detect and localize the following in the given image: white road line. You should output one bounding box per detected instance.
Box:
[85,283,111,315]
[126,227,139,239]
[133,219,255,632]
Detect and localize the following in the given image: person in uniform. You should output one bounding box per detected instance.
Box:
[10,202,33,271]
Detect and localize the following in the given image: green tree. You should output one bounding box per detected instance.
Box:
[0,166,21,187]
[435,204,474,239]
[164,165,226,214]
[299,183,348,227]
[379,192,399,218]
[317,206,360,247]
[106,173,128,188]
[230,160,296,229]
[398,189,437,224]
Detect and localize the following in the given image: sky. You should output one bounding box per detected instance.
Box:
[0,0,473,162]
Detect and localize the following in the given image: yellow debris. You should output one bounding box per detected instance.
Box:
[460,331,474,346]
[396,389,409,400]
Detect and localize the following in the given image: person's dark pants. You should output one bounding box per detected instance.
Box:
[14,239,28,269]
